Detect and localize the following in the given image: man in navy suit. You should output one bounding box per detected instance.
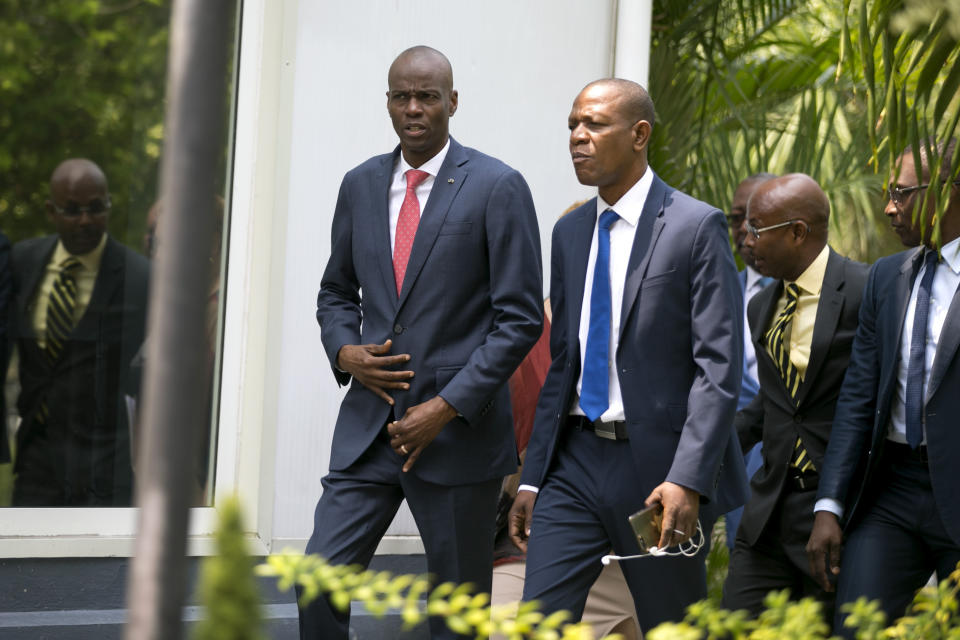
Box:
[300,46,543,639]
[508,78,746,631]
[807,140,960,636]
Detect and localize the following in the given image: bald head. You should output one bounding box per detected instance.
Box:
[388,46,453,92]
[46,158,110,255]
[744,173,829,280]
[50,158,108,198]
[580,78,655,130]
[752,173,830,230]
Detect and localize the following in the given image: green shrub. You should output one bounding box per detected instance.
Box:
[193,497,264,640]
[261,550,960,640]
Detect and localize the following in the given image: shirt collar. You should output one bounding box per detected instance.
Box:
[937,236,960,275]
[745,265,765,289]
[596,167,653,228]
[53,233,108,272]
[789,244,830,295]
[396,138,450,178]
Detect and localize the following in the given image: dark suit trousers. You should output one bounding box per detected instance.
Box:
[522,427,709,632]
[833,448,960,638]
[297,427,500,640]
[723,486,835,622]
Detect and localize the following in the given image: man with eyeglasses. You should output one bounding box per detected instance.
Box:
[722,173,868,623]
[808,140,960,637]
[722,173,776,551]
[9,158,149,506]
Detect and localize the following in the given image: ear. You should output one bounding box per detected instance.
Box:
[448,89,458,117]
[45,200,56,225]
[632,120,652,153]
[792,220,809,243]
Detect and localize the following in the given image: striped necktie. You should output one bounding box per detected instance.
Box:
[45,256,82,363]
[765,283,815,473]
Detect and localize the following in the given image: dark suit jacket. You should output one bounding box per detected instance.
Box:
[0,232,12,464]
[818,247,960,545]
[316,137,543,487]
[520,174,747,512]
[11,234,149,505]
[735,249,868,545]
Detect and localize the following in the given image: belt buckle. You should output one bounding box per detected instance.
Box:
[593,420,617,440]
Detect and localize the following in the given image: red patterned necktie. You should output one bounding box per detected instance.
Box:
[393,169,430,294]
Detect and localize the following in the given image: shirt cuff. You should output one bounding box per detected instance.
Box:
[814,498,844,518]
[517,484,539,495]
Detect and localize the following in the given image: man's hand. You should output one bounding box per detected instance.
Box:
[508,490,537,553]
[386,396,457,472]
[336,340,413,405]
[807,511,843,592]
[645,481,700,549]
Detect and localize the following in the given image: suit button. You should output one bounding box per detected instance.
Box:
[393,324,404,334]
[794,414,803,423]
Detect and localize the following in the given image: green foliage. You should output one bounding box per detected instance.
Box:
[262,552,960,639]
[648,0,903,263]
[258,551,622,640]
[840,0,960,248]
[193,497,264,640]
[0,1,171,249]
[706,517,731,606]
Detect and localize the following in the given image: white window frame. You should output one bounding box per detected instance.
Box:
[0,0,296,558]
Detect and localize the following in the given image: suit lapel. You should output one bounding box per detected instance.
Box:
[72,238,124,339]
[793,250,844,407]
[396,140,467,310]
[566,204,597,351]
[927,270,960,399]
[892,248,925,363]
[374,151,399,306]
[17,236,58,331]
[618,176,667,341]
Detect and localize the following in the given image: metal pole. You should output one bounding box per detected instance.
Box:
[125,2,233,639]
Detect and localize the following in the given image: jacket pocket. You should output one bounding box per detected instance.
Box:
[439,222,473,235]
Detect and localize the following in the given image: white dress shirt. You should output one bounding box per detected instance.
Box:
[743,266,766,383]
[570,167,654,422]
[518,169,653,496]
[815,237,960,518]
[388,139,450,252]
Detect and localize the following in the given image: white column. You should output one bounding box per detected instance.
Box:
[613,0,653,88]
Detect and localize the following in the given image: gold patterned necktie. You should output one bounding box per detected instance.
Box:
[765,283,815,473]
[45,256,82,363]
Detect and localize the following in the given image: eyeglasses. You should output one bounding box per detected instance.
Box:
[887,179,960,206]
[52,197,111,218]
[745,218,807,239]
[725,212,746,228]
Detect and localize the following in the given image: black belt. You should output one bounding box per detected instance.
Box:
[786,467,819,492]
[569,415,629,441]
[885,441,928,464]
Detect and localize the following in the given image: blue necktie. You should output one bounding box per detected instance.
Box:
[580,209,619,421]
[906,249,939,449]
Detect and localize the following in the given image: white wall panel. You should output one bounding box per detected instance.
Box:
[272,0,617,543]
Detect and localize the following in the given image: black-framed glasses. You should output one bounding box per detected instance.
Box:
[887,179,960,206]
[745,218,807,239]
[52,197,111,218]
